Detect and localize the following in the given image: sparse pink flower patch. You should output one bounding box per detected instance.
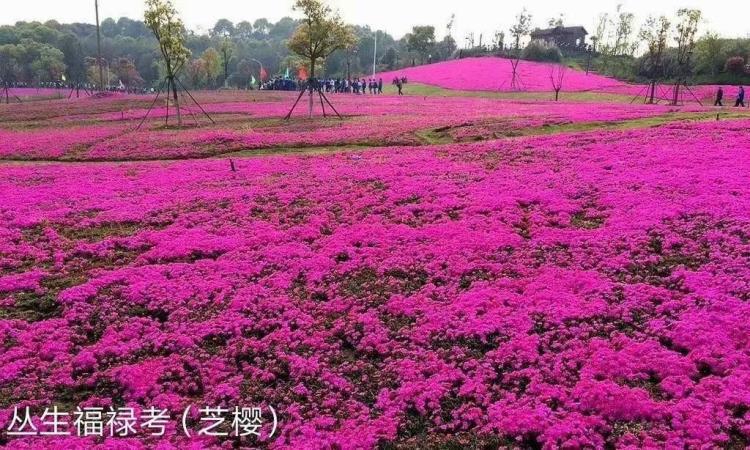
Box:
[5,87,66,100]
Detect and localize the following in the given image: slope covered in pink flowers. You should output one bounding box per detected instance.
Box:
[377,57,634,93]
[378,57,724,100]
[2,87,750,448]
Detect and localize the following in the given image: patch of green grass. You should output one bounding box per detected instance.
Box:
[414,128,454,145]
[58,221,141,242]
[0,274,86,322]
[223,144,375,158]
[420,110,750,144]
[383,83,633,103]
[527,110,750,136]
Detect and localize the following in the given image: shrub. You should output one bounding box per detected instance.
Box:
[725,56,746,75]
[522,40,563,63]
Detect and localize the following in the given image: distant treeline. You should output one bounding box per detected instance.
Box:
[460,34,750,85]
[601,35,750,85]
[2,13,747,90]
[0,17,457,89]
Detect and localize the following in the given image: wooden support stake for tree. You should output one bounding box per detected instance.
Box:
[136,77,167,131]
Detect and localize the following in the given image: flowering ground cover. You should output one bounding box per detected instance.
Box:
[0,90,721,161]
[378,57,727,101]
[378,57,631,93]
[3,90,750,450]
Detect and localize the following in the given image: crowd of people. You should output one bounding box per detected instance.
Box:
[259,77,298,91]
[317,78,385,94]
[259,76,409,95]
[5,76,414,96]
[1,80,152,95]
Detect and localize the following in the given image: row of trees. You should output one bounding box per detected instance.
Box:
[2,2,748,92]
[589,5,749,84]
[455,5,749,85]
[0,10,460,90]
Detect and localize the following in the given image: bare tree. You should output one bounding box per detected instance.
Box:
[612,4,635,56]
[492,31,505,52]
[588,13,609,74]
[550,64,566,101]
[464,32,474,49]
[592,13,609,54]
[509,8,532,90]
[547,14,564,28]
[446,13,456,39]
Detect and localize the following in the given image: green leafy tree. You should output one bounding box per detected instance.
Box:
[201,47,221,87]
[235,21,253,40]
[232,58,254,88]
[288,0,355,117]
[0,45,20,102]
[253,18,270,37]
[523,39,562,62]
[144,0,191,126]
[59,33,86,83]
[271,17,298,39]
[114,57,143,88]
[406,26,436,64]
[84,56,115,86]
[695,32,724,77]
[381,47,397,70]
[435,35,457,61]
[211,19,234,38]
[187,57,207,87]
[510,9,532,51]
[725,56,746,75]
[219,38,234,86]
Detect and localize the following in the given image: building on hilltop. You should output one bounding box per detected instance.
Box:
[529,26,588,54]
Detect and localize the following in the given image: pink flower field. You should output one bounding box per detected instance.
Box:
[0,91,707,161]
[378,57,631,93]
[378,57,724,100]
[2,85,750,449]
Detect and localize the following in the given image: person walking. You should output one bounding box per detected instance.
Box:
[396,78,403,96]
[736,86,746,108]
[714,87,723,107]
[378,78,383,94]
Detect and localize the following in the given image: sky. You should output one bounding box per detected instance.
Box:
[2,0,748,43]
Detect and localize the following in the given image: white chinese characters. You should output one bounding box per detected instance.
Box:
[6,405,278,439]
